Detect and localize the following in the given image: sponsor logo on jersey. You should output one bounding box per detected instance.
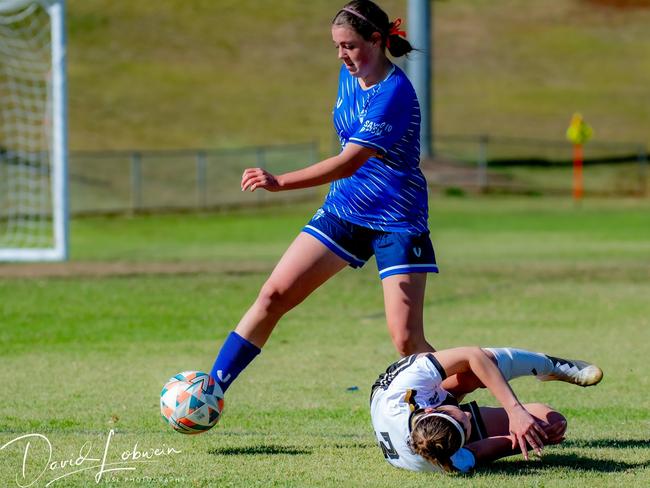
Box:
[427,391,440,405]
[359,120,393,137]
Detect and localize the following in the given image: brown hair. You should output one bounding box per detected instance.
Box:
[332,0,414,57]
[409,415,464,472]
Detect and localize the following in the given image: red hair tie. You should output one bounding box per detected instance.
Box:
[386,18,406,49]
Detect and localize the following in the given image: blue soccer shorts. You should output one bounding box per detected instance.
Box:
[302,209,438,280]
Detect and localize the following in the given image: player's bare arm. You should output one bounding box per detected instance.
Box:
[465,407,567,465]
[241,143,376,192]
[431,347,548,459]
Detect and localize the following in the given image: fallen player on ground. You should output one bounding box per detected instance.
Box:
[370,346,603,472]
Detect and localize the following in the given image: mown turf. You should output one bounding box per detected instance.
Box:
[1,196,649,486]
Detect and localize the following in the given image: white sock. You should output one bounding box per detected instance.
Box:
[484,347,554,381]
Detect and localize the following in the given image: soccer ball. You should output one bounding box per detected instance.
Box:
[160,371,224,434]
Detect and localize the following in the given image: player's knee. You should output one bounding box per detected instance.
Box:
[390,330,426,356]
[257,281,299,317]
[547,409,568,436]
[480,347,498,366]
[529,403,567,443]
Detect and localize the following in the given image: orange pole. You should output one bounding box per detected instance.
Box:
[573,144,583,200]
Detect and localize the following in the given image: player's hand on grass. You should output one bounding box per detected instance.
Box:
[241,168,281,192]
[508,404,548,460]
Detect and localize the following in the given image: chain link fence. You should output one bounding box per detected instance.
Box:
[68,142,319,215]
[67,136,649,217]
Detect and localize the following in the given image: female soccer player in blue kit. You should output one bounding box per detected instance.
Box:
[210,1,437,394]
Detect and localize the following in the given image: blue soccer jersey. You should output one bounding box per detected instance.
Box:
[323,64,428,233]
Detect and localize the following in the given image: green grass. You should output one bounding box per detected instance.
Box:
[66,0,650,152]
[1,196,649,486]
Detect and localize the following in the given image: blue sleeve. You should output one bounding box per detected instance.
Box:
[348,84,412,154]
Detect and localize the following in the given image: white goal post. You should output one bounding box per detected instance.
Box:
[0,0,68,261]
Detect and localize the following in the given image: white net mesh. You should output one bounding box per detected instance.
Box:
[0,0,58,252]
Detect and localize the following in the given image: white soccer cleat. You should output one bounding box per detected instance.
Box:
[537,356,603,387]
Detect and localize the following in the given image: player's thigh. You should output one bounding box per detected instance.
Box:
[375,230,438,331]
[478,403,562,437]
[381,272,427,328]
[263,231,348,302]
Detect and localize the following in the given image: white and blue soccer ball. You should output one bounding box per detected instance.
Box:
[160,371,224,434]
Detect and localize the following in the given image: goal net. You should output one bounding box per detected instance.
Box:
[0,0,67,261]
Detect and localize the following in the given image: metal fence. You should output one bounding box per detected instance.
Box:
[67,136,649,217]
[68,142,319,215]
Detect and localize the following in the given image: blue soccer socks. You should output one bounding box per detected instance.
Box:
[210,331,261,393]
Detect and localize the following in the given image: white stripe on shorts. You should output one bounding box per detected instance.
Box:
[303,225,366,265]
[379,263,439,277]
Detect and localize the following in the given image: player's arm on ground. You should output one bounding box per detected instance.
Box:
[432,347,548,459]
[465,417,567,465]
[241,143,375,192]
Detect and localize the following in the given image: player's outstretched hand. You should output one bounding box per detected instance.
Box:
[241,168,281,192]
[508,405,548,460]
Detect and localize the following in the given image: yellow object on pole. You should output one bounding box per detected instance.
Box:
[566,113,593,201]
[566,113,593,145]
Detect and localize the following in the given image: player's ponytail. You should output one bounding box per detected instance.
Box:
[386,19,413,58]
[333,0,414,58]
[409,414,464,472]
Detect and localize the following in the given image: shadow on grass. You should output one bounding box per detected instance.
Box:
[482,453,650,475]
[562,439,650,449]
[331,442,376,449]
[208,445,311,456]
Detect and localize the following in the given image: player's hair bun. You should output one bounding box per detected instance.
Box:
[333,0,414,58]
[386,31,413,58]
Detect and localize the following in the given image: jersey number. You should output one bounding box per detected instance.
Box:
[377,432,399,460]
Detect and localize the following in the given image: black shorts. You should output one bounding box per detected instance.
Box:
[460,401,489,443]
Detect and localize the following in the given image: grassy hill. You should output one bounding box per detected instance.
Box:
[67,0,650,152]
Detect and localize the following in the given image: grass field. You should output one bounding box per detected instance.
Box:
[1,196,649,486]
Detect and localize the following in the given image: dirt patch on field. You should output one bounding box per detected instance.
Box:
[0,261,272,279]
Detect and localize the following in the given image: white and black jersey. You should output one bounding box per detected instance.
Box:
[370,353,476,472]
